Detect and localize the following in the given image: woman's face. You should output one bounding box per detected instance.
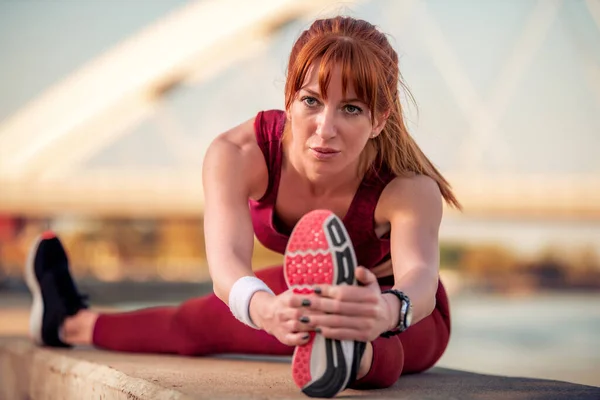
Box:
[287,62,385,180]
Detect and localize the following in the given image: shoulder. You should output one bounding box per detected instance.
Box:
[376,174,443,222]
[208,117,259,154]
[203,115,268,199]
[209,109,284,150]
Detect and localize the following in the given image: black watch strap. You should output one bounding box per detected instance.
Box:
[380,289,411,338]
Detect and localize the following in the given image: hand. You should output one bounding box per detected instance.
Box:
[249,290,319,346]
[299,266,392,342]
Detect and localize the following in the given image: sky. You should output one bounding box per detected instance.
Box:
[0,0,190,121]
[0,0,599,175]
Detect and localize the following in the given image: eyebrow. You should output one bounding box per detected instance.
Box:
[301,88,364,104]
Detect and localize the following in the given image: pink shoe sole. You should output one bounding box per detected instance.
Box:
[284,210,359,398]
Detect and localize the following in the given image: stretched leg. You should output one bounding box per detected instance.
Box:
[400,280,451,373]
[92,265,293,356]
[25,232,294,355]
[349,280,451,389]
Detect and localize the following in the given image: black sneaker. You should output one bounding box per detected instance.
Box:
[24,231,88,347]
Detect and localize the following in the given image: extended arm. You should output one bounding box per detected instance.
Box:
[202,118,270,307]
[377,175,443,329]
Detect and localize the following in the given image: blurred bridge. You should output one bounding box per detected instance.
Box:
[0,172,597,219]
[0,0,598,220]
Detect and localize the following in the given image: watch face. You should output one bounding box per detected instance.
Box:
[405,305,413,328]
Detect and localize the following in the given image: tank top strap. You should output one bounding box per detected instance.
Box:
[253,109,286,202]
[343,165,396,244]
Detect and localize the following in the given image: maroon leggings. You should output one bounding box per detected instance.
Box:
[93,265,451,389]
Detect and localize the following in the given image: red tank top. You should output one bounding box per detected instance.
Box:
[249,109,395,270]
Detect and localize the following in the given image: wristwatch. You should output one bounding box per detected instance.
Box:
[380,289,413,338]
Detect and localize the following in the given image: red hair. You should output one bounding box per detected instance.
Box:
[284,16,461,209]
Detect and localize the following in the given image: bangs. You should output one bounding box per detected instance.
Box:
[288,36,382,122]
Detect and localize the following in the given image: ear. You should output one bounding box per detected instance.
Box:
[372,109,390,138]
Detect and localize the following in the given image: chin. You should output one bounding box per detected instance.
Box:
[308,160,344,179]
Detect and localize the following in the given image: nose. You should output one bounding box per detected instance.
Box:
[315,108,336,140]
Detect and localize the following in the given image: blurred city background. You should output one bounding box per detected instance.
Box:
[0,0,599,388]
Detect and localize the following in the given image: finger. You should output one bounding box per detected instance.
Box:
[311,285,380,304]
[285,315,320,332]
[276,306,325,326]
[276,307,325,329]
[307,297,381,317]
[355,266,378,287]
[308,314,372,330]
[277,306,304,321]
[288,294,321,309]
[282,331,313,346]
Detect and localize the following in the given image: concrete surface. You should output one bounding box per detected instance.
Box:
[1,337,599,400]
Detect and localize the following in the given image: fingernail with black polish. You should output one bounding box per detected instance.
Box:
[303,334,310,340]
[302,299,311,307]
[299,316,310,323]
[313,287,322,295]
[315,327,322,334]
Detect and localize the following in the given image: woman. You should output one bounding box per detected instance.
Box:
[26,16,459,398]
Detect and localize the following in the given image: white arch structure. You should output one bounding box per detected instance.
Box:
[0,0,347,216]
[0,0,598,219]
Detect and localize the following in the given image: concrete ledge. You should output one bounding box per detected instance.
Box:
[1,337,599,400]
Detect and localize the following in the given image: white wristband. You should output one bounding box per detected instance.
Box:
[228,276,274,329]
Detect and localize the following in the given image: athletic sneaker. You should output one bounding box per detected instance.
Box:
[24,231,88,347]
[284,210,365,398]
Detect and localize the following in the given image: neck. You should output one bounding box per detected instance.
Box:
[284,151,362,198]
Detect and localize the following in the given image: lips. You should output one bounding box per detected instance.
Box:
[310,147,339,154]
[310,147,340,160]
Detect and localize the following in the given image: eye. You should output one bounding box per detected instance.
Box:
[301,96,319,108]
[343,104,363,115]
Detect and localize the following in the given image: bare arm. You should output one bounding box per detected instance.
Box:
[202,117,334,345]
[377,175,443,327]
[202,118,268,304]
